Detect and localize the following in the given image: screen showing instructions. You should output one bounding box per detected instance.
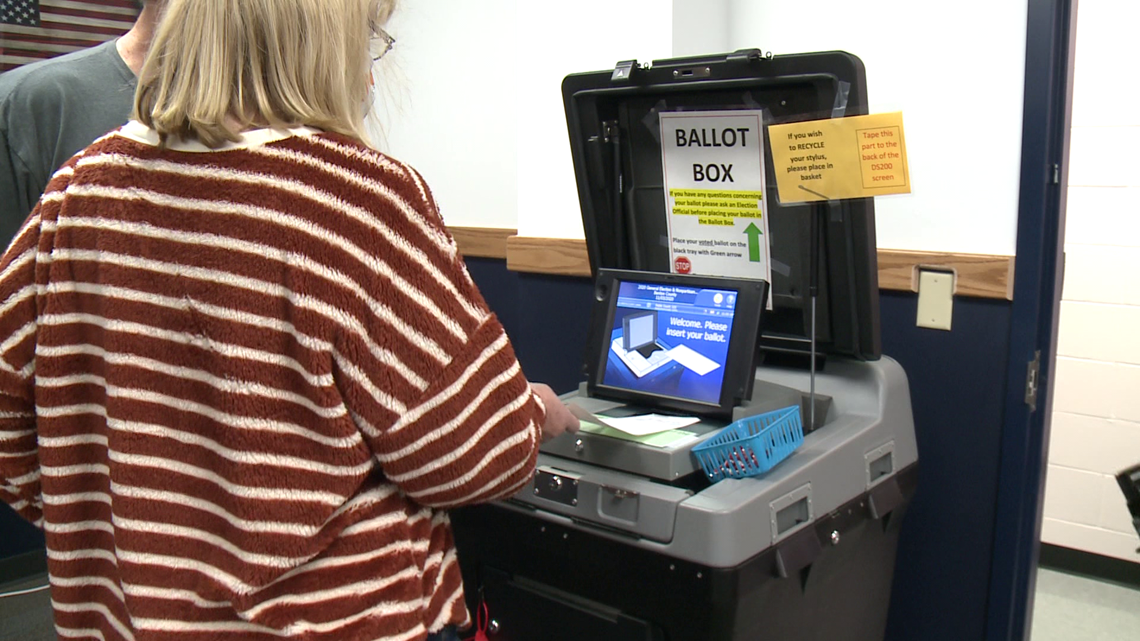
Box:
[603,280,737,406]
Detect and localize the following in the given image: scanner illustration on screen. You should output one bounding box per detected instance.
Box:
[611,310,722,379]
[624,311,660,356]
[613,311,675,378]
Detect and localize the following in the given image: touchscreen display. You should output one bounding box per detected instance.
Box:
[603,280,738,406]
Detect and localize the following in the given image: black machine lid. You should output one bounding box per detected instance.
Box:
[562,49,881,361]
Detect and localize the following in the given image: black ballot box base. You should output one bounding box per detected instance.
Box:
[450,463,916,641]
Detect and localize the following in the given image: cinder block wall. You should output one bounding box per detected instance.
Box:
[1042,0,1140,563]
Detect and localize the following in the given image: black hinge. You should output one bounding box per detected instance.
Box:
[1052,164,1060,185]
[1025,351,1041,411]
[612,59,638,83]
[727,49,771,63]
[602,120,620,143]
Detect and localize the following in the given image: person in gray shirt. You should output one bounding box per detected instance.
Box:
[0,0,163,245]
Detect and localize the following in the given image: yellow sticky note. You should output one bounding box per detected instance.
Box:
[767,112,910,203]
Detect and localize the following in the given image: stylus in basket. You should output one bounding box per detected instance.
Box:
[692,406,805,482]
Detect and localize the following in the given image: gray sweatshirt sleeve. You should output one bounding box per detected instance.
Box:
[0,124,39,248]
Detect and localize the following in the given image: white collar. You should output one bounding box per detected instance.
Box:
[117,120,319,152]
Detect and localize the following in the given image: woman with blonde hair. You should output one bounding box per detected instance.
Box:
[0,1,578,639]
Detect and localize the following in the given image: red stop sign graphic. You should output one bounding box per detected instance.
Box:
[674,256,692,274]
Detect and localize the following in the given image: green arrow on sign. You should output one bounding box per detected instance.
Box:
[744,222,763,262]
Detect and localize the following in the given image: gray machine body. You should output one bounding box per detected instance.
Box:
[501,356,917,569]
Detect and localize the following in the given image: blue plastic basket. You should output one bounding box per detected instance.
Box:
[691,405,804,482]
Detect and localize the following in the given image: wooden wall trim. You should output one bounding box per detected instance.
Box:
[449,227,1015,300]
[504,236,590,277]
[877,249,1015,300]
[449,227,514,259]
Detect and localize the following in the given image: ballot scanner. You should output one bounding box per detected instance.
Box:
[451,49,917,641]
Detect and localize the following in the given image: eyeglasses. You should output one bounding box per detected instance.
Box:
[371,28,395,61]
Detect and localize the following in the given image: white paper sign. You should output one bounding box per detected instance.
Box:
[659,110,772,295]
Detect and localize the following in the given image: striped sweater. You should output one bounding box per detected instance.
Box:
[0,121,545,640]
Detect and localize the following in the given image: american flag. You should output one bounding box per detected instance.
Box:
[1,0,138,73]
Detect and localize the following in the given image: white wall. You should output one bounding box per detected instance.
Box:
[377,1,1027,253]
[514,2,673,239]
[1042,0,1140,563]
[369,1,520,230]
[725,0,1026,255]
[673,0,729,57]
[373,0,672,238]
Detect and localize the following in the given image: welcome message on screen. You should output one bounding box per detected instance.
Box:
[606,281,737,405]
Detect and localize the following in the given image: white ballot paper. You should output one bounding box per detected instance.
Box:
[568,402,700,437]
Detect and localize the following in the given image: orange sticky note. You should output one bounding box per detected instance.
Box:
[768,112,910,203]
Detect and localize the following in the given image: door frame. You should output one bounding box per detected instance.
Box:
[986,0,1077,639]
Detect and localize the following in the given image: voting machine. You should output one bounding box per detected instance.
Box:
[451,49,918,641]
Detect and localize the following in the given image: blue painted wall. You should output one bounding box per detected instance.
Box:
[880,292,1012,641]
[466,259,594,394]
[0,506,41,559]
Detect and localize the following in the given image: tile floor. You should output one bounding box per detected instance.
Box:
[1029,567,1140,641]
[0,572,54,641]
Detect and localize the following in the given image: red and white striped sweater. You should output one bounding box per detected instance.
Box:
[0,122,545,640]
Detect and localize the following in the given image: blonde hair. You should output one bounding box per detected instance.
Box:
[134,0,397,148]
